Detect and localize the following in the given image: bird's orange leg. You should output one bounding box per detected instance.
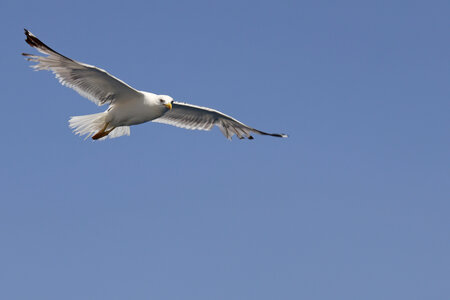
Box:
[92,123,115,140]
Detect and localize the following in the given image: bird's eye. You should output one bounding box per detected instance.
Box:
[159,99,164,103]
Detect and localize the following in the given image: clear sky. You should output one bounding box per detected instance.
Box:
[1,0,449,299]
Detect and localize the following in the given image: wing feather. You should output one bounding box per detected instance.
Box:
[22,29,141,106]
[153,102,288,140]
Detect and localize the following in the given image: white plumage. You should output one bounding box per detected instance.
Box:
[23,29,287,140]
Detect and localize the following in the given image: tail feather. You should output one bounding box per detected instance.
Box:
[68,112,130,139]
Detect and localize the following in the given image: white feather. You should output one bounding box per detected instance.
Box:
[69,113,130,140]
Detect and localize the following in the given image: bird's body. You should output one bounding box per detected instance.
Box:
[22,29,287,140]
[106,92,169,127]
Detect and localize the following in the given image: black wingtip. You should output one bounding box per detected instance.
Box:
[21,53,34,61]
[23,29,47,50]
[255,130,288,138]
[23,29,73,61]
[24,29,39,48]
[24,29,32,39]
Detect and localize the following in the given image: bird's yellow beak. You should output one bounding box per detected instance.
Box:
[164,103,172,110]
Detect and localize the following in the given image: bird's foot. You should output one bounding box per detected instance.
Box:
[92,123,115,140]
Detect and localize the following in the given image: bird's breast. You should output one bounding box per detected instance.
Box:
[107,99,166,127]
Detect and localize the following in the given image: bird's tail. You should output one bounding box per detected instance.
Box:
[68,112,130,140]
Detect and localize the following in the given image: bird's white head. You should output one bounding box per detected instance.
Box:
[158,95,174,110]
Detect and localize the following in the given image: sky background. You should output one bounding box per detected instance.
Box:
[1,0,449,299]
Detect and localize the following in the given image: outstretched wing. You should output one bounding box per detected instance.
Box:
[22,29,142,106]
[153,102,288,140]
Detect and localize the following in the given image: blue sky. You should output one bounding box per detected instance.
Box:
[1,0,449,299]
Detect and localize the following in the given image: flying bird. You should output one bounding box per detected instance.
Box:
[22,29,288,140]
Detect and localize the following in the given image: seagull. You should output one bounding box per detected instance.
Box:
[22,29,288,140]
